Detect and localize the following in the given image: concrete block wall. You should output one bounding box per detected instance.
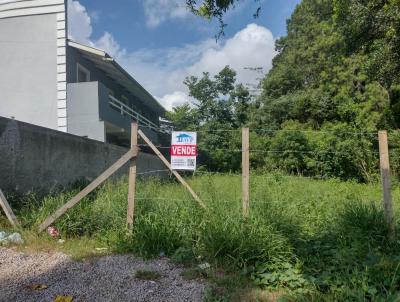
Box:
[0,116,167,194]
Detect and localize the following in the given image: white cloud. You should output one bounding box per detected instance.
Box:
[67,0,92,44]
[94,32,125,58]
[119,24,276,109]
[142,0,189,28]
[188,23,276,88]
[159,91,191,110]
[67,2,277,111]
[114,39,215,96]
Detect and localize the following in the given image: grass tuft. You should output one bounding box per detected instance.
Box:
[134,269,162,281]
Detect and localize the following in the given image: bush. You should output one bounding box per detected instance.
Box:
[262,121,380,182]
[266,121,312,174]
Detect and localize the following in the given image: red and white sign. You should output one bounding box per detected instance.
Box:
[171,131,197,170]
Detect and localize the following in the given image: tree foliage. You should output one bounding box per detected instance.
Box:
[170,0,400,181]
[253,0,400,181]
[166,66,256,171]
[186,0,261,37]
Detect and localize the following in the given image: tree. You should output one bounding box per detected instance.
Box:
[333,0,400,95]
[252,0,398,181]
[259,0,394,131]
[168,66,254,171]
[165,104,197,131]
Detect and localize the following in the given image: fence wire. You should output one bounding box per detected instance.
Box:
[134,127,390,185]
[137,145,380,156]
[179,128,378,137]
[136,169,170,176]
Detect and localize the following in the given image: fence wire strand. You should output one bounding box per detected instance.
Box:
[190,128,379,137]
[152,126,380,137]
[135,169,171,176]
[137,145,380,156]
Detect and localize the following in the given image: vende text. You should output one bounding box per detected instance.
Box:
[171,145,197,156]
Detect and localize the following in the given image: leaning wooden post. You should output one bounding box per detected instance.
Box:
[127,122,138,231]
[378,130,394,234]
[0,188,20,227]
[38,149,136,233]
[242,128,250,218]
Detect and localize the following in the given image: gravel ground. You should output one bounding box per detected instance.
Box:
[0,247,204,302]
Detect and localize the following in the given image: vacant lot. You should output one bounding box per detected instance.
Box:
[2,173,400,301]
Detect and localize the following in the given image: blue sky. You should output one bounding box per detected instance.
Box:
[67,0,300,109]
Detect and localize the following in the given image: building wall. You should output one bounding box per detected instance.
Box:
[0,0,67,132]
[66,46,157,121]
[0,116,168,194]
[67,81,160,144]
[67,82,105,141]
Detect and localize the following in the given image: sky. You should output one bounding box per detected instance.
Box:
[68,0,301,110]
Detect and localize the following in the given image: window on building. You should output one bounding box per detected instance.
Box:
[77,63,90,82]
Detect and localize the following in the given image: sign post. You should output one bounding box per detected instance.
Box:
[138,130,205,208]
[171,131,197,171]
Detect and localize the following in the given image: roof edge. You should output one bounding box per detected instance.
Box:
[68,39,166,115]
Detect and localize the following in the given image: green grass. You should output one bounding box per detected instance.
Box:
[134,269,162,280]
[181,268,207,280]
[3,173,400,301]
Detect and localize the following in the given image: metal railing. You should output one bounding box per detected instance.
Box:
[108,94,163,132]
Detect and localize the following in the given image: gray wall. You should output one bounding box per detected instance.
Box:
[0,116,167,194]
[0,13,58,129]
[67,82,105,141]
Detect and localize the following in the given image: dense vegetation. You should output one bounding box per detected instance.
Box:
[4,174,400,301]
[168,0,400,181]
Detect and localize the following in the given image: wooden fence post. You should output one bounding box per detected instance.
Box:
[127,122,138,230]
[242,128,250,218]
[378,130,394,234]
[0,188,20,227]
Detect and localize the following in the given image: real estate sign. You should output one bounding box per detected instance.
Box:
[170,131,197,170]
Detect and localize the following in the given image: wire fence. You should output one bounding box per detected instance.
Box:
[130,127,395,231]
[133,125,396,180]
[140,126,386,187]
[145,121,382,137]
[133,127,394,192]
[31,123,397,233]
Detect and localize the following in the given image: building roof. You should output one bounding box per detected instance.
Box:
[68,40,165,116]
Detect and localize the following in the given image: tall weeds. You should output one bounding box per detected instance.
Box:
[6,173,400,301]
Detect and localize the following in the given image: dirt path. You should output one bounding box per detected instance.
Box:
[0,247,204,302]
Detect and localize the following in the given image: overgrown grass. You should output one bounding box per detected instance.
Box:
[3,173,400,301]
